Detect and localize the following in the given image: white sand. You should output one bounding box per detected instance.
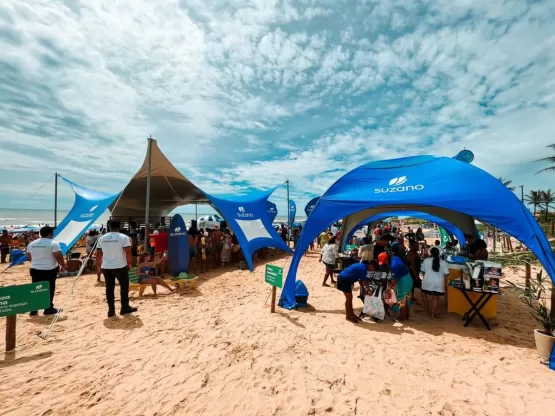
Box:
[0,250,554,416]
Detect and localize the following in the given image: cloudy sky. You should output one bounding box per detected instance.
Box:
[1,0,555,215]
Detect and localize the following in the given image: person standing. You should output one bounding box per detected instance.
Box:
[319,236,338,286]
[407,240,422,301]
[1,229,13,264]
[96,220,137,318]
[359,237,373,263]
[388,255,413,321]
[26,226,65,316]
[421,247,449,318]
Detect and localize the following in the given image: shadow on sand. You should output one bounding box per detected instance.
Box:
[293,288,537,349]
[0,351,53,368]
[103,315,144,330]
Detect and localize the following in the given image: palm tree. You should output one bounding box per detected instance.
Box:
[536,144,555,174]
[525,190,543,217]
[541,189,555,221]
[498,177,516,191]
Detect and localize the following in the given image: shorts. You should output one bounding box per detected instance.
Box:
[190,245,198,257]
[324,262,335,270]
[336,277,353,293]
[421,289,444,296]
[138,275,149,284]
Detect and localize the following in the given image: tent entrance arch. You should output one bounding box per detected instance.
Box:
[280,155,555,310]
[342,210,468,251]
[338,205,476,251]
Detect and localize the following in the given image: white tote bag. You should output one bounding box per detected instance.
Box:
[363,287,385,320]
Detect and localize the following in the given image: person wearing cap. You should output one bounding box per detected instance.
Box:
[96,220,137,317]
[26,226,65,316]
[377,251,390,273]
[336,261,375,323]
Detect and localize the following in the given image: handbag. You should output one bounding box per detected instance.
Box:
[363,287,385,320]
[384,287,398,306]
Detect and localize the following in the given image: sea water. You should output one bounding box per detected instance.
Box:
[0,208,298,229]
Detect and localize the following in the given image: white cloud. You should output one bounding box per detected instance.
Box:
[1,0,554,216]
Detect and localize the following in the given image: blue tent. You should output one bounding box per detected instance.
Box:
[53,177,120,254]
[267,201,278,223]
[205,187,292,271]
[304,197,320,217]
[280,155,555,309]
[341,211,467,250]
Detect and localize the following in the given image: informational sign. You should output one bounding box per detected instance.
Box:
[0,282,50,317]
[168,214,189,277]
[345,244,357,252]
[265,264,283,288]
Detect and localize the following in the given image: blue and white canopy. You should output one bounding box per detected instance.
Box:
[280,155,555,309]
[206,186,292,271]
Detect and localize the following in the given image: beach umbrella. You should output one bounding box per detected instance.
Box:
[198,215,219,229]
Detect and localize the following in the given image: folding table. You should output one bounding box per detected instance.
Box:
[451,286,499,330]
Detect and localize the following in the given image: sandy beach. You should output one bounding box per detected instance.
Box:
[1,249,554,416]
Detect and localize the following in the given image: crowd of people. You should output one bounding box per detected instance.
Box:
[316,222,490,323]
[5,216,492,323]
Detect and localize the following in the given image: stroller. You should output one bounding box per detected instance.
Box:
[358,270,394,321]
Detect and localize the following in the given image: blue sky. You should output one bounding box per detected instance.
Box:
[1,0,555,216]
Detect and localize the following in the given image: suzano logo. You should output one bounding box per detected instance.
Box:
[389,176,407,186]
[237,206,254,218]
[36,284,43,290]
[375,176,425,193]
[170,226,187,237]
[80,204,99,219]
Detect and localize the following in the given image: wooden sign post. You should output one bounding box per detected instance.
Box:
[265,264,283,313]
[0,282,50,352]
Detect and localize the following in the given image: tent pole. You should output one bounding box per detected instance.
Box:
[287,180,291,246]
[144,136,153,240]
[54,172,58,227]
[195,204,198,222]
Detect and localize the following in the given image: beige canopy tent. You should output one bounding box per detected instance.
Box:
[110,139,210,218]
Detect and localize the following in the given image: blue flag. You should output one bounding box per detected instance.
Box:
[304,197,319,217]
[288,200,296,227]
[267,201,278,223]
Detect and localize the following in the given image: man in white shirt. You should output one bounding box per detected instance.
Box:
[330,224,338,237]
[27,226,65,316]
[97,220,137,318]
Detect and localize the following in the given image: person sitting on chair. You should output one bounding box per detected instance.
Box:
[136,257,174,295]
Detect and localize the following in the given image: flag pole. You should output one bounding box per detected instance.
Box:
[54,172,58,227]
[286,179,291,246]
[144,136,153,239]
